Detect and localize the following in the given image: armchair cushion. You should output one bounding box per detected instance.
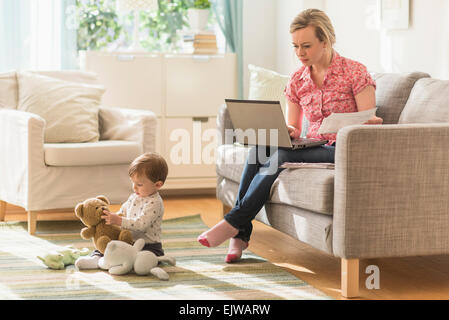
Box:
[16,71,105,143]
[44,140,142,167]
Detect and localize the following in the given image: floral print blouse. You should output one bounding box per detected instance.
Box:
[284,51,376,145]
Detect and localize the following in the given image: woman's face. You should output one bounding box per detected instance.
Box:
[291,25,327,67]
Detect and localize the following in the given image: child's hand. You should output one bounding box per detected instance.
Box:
[101,210,122,226]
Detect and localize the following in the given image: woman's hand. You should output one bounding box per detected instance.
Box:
[364,115,383,125]
[287,125,301,139]
[101,210,122,226]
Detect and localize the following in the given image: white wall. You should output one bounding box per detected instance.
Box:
[276,0,324,76]
[242,0,277,98]
[275,0,449,79]
[243,0,449,82]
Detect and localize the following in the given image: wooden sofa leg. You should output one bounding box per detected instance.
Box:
[222,204,232,217]
[0,201,6,221]
[341,258,359,298]
[27,211,37,235]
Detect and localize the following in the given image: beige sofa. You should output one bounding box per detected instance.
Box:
[215,71,449,298]
[0,71,157,233]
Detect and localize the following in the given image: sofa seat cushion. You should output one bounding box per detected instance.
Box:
[44,140,142,167]
[270,168,334,215]
[216,144,252,183]
[216,144,335,215]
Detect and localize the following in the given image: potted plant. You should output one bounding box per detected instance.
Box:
[187,0,211,31]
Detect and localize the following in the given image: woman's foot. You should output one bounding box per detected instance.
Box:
[225,238,249,263]
[197,219,239,248]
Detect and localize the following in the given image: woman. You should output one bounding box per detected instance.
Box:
[198,9,383,263]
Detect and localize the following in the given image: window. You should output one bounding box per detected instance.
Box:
[0,0,224,72]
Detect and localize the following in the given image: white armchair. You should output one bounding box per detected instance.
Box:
[0,71,157,234]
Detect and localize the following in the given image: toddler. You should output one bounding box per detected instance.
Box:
[76,152,168,269]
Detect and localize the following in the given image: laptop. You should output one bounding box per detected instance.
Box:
[225,99,328,150]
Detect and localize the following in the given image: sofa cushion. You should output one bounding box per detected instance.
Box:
[44,140,142,167]
[0,71,17,109]
[372,72,430,124]
[216,144,334,215]
[216,144,251,183]
[248,64,289,111]
[270,168,334,215]
[398,78,449,124]
[248,64,309,137]
[216,177,334,254]
[17,71,105,143]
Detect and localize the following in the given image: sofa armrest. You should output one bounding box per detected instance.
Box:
[0,109,46,208]
[99,106,157,153]
[217,103,235,146]
[333,123,449,259]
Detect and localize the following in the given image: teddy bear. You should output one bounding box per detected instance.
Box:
[98,238,176,280]
[74,195,134,254]
[38,246,90,270]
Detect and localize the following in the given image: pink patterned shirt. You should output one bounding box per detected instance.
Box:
[284,51,376,145]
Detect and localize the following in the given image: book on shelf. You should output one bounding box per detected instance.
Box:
[193,47,218,54]
[194,42,218,49]
[182,30,218,54]
[194,31,216,39]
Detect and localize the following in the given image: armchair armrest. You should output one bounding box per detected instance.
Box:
[0,109,46,208]
[333,123,449,259]
[217,103,235,146]
[99,106,157,153]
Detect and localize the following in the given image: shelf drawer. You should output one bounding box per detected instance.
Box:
[164,117,217,178]
[165,54,237,117]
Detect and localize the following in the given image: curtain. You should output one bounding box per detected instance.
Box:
[213,0,243,99]
[0,0,78,72]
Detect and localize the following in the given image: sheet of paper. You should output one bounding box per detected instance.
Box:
[317,108,378,134]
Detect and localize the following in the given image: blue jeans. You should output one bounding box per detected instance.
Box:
[224,145,336,242]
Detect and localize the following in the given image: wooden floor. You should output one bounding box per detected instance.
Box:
[3,195,449,300]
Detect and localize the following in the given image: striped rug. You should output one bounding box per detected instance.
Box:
[0,214,332,300]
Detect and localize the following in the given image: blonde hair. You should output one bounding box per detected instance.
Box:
[290,9,336,49]
[128,152,168,183]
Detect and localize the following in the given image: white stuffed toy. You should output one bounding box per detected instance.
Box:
[98,239,176,280]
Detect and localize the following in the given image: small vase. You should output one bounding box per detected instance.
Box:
[187,8,210,32]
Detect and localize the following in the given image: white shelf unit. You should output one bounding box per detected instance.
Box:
[79,51,237,190]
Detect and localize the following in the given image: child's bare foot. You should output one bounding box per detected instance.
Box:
[225,238,248,263]
[197,219,238,248]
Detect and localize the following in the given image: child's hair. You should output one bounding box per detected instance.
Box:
[128,152,168,183]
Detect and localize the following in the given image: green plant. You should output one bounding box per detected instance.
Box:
[76,0,122,51]
[141,0,190,51]
[192,0,211,9]
[76,0,215,52]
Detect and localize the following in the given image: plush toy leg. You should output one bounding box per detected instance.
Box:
[118,230,134,245]
[96,236,112,254]
[150,267,169,280]
[108,262,133,275]
[158,256,176,266]
[75,255,100,270]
